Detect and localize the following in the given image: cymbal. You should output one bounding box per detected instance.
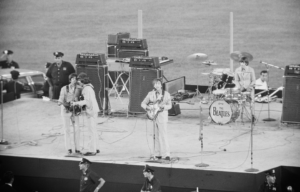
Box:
[201,72,210,75]
[212,68,231,76]
[202,60,217,66]
[187,53,208,63]
[230,51,253,62]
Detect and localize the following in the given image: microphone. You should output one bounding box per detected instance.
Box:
[260,61,268,65]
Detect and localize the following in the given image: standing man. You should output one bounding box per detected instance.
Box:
[234,56,256,117]
[255,70,268,90]
[58,73,81,155]
[79,158,105,192]
[46,52,75,100]
[3,70,24,99]
[141,164,161,192]
[73,72,100,156]
[141,78,172,161]
[258,169,277,192]
[0,50,19,69]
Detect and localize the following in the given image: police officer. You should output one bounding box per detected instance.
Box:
[79,158,105,192]
[141,164,162,192]
[258,169,277,192]
[0,50,19,69]
[46,52,75,100]
[3,70,24,99]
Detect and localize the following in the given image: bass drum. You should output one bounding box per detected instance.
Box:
[209,100,240,124]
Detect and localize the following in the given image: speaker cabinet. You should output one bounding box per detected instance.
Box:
[107,32,130,45]
[76,65,110,112]
[168,102,181,116]
[128,68,163,113]
[281,77,300,123]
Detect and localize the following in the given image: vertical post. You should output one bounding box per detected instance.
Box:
[138,10,143,39]
[230,12,234,73]
[0,79,3,142]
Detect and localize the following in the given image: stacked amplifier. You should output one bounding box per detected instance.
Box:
[106,32,149,58]
[281,64,300,124]
[75,53,110,113]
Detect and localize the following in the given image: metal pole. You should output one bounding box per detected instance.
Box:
[138,10,143,39]
[230,12,234,73]
[1,80,3,142]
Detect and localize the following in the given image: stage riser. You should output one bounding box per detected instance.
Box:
[0,156,268,192]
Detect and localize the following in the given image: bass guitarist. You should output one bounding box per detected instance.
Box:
[141,78,172,161]
[58,73,82,155]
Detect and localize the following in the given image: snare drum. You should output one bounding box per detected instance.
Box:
[209,100,240,124]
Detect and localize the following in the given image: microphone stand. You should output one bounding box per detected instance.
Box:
[195,103,209,167]
[245,105,259,172]
[263,64,276,122]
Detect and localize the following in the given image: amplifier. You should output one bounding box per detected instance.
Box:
[284,64,300,77]
[118,38,148,50]
[281,77,300,124]
[108,32,130,45]
[117,49,149,58]
[129,56,159,68]
[128,68,163,113]
[75,53,106,65]
[107,45,117,58]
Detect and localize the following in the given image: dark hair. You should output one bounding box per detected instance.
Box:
[260,70,268,75]
[69,73,78,82]
[77,72,90,84]
[239,57,249,66]
[2,171,14,183]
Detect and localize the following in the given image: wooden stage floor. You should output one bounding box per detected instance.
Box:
[1,94,299,174]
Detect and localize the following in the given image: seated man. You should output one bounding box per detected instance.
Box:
[3,70,24,99]
[255,70,268,90]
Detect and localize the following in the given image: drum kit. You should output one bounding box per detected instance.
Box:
[187,51,254,125]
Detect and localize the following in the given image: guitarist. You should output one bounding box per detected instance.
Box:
[255,70,268,90]
[58,73,81,155]
[141,78,172,161]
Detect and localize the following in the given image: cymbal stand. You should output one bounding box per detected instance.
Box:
[192,67,203,103]
[263,65,276,122]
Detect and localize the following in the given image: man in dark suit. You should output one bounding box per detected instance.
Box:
[0,50,19,69]
[0,171,17,192]
[3,70,24,99]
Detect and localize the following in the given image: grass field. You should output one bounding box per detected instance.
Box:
[1,0,300,88]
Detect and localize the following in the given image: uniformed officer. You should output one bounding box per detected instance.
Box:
[79,158,105,192]
[3,70,24,99]
[46,52,75,100]
[0,50,19,69]
[258,169,277,192]
[141,164,162,192]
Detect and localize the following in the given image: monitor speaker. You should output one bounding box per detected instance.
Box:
[128,68,163,113]
[76,65,110,112]
[281,77,300,123]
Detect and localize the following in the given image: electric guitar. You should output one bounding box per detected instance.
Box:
[255,86,283,103]
[146,101,165,120]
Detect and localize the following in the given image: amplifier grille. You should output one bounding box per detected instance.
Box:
[129,68,163,113]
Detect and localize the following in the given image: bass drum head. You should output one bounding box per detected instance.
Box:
[209,100,232,124]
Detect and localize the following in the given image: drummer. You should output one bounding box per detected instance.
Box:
[234,56,256,116]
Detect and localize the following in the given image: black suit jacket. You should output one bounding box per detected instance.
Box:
[0,183,17,192]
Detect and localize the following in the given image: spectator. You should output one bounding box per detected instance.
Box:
[0,50,19,69]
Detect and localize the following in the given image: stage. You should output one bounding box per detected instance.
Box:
[0,94,300,192]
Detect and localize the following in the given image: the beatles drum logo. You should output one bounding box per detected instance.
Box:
[209,100,233,124]
[212,107,230,118]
